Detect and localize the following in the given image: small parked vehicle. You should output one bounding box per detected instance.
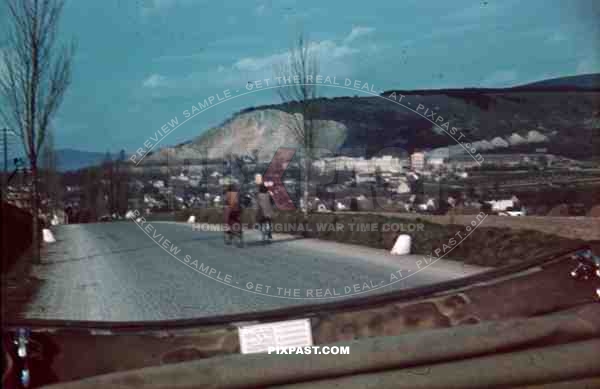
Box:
[569,248,600,300]
[570,249,600,280]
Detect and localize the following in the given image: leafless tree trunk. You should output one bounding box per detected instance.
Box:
[0,0,74,262]
[41,128,61,216]
[274,32,319,219]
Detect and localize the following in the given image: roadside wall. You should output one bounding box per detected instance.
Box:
[1,202,33,273]
[173,208,592,267]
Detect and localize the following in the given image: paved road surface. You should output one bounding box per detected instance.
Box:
[25,221,485,321]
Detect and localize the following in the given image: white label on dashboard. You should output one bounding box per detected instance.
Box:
[238,318,313,354]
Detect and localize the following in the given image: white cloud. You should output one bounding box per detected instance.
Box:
[233,52,287,72]
[173,27,367,91]
[546,31,567,43]
[142,74,168,88]
[316,40,360,59]
[232,39,359,73]
[255,4,266,16]
[576,58,599,74]
[344,26,375,44]
[481,70,518,87]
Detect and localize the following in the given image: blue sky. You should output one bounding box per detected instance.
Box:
[1,0,599,152]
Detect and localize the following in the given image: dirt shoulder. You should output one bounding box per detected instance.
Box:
[346,212,600,241]
[176,209,600,268]
[1,248,42,320]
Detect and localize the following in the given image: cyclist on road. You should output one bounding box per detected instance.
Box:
[224,182,243,247]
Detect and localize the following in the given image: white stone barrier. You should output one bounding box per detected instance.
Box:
[391,234,411,255]
[42,228,56,243]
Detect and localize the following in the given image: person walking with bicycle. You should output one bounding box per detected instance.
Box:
[256,183,274,242]
[224,182,243,247]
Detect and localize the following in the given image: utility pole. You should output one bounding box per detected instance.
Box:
[3,129,7,194]
[1,128,15,200]
[1,129,7,270]
[1,128,14,274]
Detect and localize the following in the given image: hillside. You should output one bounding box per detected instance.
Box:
[55,149,116,172]
[142,74,600,163]
[515,73,600,90]
[14,149,118,172]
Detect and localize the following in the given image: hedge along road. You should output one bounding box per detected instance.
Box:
[24,221,486,321]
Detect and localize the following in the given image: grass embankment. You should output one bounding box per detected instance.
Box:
[174,208,596,267]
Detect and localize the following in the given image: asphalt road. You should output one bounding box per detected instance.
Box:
[24,221,485,321]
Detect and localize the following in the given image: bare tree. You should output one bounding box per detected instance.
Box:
[40,128,61,215]
[0,0,74,262]
[274,32,319,217]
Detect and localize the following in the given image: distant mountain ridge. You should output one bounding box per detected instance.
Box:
[13,149,111,172]
[58,74,599,168]
[515,73,600,90]
[53,149,112,172]
[139,73,598,163]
